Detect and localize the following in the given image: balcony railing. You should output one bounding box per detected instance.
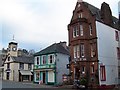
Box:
[34,64,56,69]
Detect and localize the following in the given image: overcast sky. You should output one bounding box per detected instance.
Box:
[1,0,120,52]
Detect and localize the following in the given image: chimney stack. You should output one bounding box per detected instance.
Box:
[101,2,113,26]
[59,41,67,50]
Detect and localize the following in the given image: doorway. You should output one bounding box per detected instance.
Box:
[6,72,9,80]
[43,72,46,83]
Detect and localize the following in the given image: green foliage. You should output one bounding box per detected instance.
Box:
[80,78,87,85]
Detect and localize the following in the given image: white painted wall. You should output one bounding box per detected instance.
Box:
[56,53,69,84]
[96,21,119,85]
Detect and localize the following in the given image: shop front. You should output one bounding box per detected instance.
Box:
[19,70,33,82]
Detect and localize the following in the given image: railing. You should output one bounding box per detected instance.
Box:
[34,64,56,69]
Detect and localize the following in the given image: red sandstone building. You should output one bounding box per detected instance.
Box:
[68,0,120,87]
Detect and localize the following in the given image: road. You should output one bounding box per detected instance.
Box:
[2,80,74,90]
[2,80,56,88]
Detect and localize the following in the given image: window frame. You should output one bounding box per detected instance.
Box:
[73,26,79,38]
[48,54,55,64]
[100,65,106,81]
[77,45,80,58]
[19,63,24,70]
[73,45,80,59]
[115,31,119,41]
[36,72,40,81]
[91,65,94,73]
[8,57,10,61]
[90,43,96,57]
[80,44,85,58]
[42,55,46,65]
[117,47,120,59]
[78,12,82,18]
[89,24,92,36]
[36,57,39,65]
[80,24,83,36]
[81,66,85,74]
[28,63,32,70]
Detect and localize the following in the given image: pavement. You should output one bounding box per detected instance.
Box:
[2,80,120,90]
[2,80,54,88]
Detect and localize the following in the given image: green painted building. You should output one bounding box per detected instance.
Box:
[34,42,69,85]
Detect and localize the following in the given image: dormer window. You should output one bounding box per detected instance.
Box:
[8,57,10,61]
[78,12,82,18]
[78,3,81,7]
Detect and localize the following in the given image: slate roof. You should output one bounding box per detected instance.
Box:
[83,2,120,30]
[34,43,69,56]
[11,56,34,64]
[72,2,120,30]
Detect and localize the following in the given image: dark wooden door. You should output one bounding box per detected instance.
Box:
[43,72,46,83]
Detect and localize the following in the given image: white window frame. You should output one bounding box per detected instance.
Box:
[77,45,80,58]
[91,65,94,73]
[80,44,85,57]
[74,46,77,59]
[78,12,82,18]
[48,54,55,64]
[80,25,83,36]
[42,55,46,65]
[74,45,80,59]
[82,66,85,74]
[91,44,94,57]
[89,24,92,36]
[73,26,79,38]
[35,56,40,65]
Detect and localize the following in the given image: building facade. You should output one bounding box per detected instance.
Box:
[3,41,34,82]
[34,42,69,85]
[68,0,120,87]
[0,49,8,80]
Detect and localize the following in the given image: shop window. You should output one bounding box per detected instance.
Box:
[36,72,40,81]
